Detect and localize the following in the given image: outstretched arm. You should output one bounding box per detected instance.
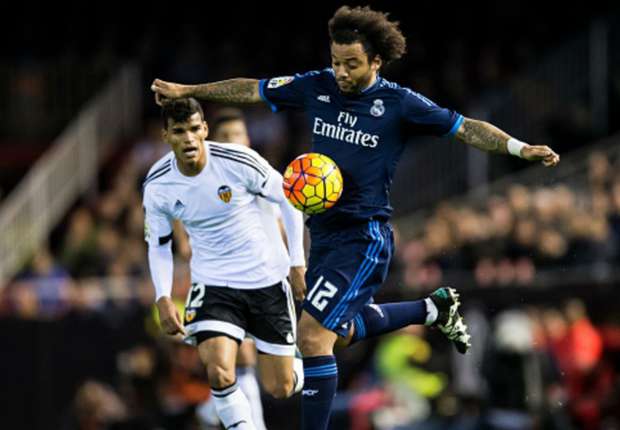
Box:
[455,117,560,167]
[151,78,261,105]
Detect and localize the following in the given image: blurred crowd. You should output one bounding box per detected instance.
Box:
[396,150,620,291]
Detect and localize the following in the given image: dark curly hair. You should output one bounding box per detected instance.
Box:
[328,5,406,66]
[161,97,204,128]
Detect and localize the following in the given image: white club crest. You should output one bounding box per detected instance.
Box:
[370,99,385,117]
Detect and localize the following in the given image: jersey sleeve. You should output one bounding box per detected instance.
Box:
[143,186,174,247]
[400,89,464,137]
[258,71,320,112]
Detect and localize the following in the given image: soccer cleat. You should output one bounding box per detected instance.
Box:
[429,287,471,354]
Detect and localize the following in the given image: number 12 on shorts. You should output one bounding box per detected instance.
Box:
[186,283,205,309]
[307,276,338,312]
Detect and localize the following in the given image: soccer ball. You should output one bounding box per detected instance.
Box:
[283,153,343,215]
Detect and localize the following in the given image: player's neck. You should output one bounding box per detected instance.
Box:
[360,73,378,92]
[176,151,207,176]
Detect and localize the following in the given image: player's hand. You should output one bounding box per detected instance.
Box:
[156,296,187,336]
[151,79,191,105]
[289,266,307,301]
[521,145,560,167]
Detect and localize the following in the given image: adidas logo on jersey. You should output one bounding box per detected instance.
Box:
[317,95,331,103]
[174,200,184,210]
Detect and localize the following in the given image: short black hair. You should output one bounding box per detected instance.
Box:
[328,5,406,66]
[161,98,204,128]
[211,108,246,136]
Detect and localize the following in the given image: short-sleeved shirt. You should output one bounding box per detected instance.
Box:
[259,69,463,236]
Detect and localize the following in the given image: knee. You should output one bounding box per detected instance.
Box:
[262,376,294,399]
[298,325,333,356]
[299,331,323,356]
[206,363,236,389]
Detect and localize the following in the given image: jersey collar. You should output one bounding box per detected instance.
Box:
[328,69,382,96]
[361,75,381,93]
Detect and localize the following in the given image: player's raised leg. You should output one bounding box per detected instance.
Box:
[197,336,256,430]
[343,287,471,354]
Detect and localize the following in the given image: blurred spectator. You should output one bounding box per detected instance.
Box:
[60,207,100,278]
[481,310,570,430]
[64,380,129,430]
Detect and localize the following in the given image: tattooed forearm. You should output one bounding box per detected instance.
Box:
[192,79,261,104]
[455,118,511,154]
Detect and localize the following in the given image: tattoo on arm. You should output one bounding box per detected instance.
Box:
[193,79,261,104]
[455,118,510,154]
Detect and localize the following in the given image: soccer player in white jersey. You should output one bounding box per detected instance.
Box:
[144,98,306,430]
[195,108,285,430]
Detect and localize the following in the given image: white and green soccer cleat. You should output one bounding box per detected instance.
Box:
[429,287,471,354]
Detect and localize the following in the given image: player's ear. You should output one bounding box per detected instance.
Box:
[371,55,382,72]
[203,121,209,139]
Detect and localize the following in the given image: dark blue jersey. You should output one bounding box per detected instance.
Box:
[259,69,463,233]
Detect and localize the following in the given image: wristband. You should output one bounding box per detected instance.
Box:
[507,138,526,158]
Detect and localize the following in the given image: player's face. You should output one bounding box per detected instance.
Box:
[213,119,250,147]
[163,112,209,171]
[331,42,381,94]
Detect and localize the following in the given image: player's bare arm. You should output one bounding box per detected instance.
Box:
[151,78,261,105]
[455,117,560,167]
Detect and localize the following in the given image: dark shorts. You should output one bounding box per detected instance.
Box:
[303,220,394,337]
[183,280,296,356]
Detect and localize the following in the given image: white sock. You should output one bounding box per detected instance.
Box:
[424,297,438,326]
[237,367,267,430]
[196,398,220,426]
[211,382,256,430]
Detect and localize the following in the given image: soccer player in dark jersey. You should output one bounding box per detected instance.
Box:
[151,6,559,429]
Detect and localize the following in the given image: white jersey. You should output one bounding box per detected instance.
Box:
[143,141,299,289]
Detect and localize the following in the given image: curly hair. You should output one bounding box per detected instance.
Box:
[161,98,204,128]
[328,5,406,66]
